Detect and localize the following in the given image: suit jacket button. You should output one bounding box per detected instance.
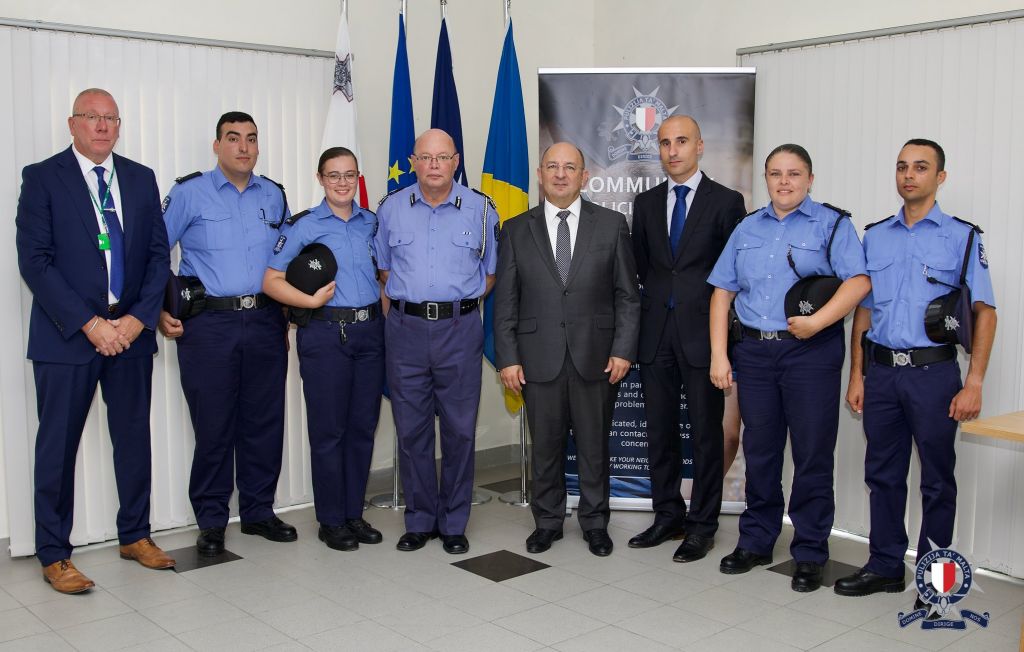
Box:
[560,322,565,328]
[563,290,569,296]
[671,270,678,276]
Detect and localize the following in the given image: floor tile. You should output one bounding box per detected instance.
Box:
[301,619,428,651]
[119,637,194,652]
[28,589,131,629]
[138,592,248,634]
[767,558,861,587]
[255,596,363,639]
[219,580,321,615]
[0,631,74,651]
[81,558,167,588]
[317,577,430,620]
[175,615,292,651]
[557,584,662,624]
[442,582,546,621]
[494,603,604,646]
[4,576,72,607]
[616,604,728,647]
[557,554,651,585]
[373,599,484,643]
[941,628,1021,652]
[735,606,851,649]
[451,549,550,582]
[551,624,676,652]
[502,567,603,602]
[0,607,50,643]
[688,626,803,652]
[786,585,909,627]
[0,590,17,614]
[427,622,545,652]
[105,570,210,610]
[55,612,168,652]
[165,546,244,573]
[613,568,712,604]
[671,585,776,626]
[811,628,932,651]
[719,567,808,606]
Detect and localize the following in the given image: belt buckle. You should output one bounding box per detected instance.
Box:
[425,302,439,321]
[892,351,912,367]
[239,295,256,310]
[356,308,369,322]
[760,330,778,341]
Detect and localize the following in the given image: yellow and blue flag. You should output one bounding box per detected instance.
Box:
[387,13,416,193]
[481,20,529,414]
[430,17,467,185]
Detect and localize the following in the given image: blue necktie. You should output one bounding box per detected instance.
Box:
[669,184,690,258]
[94,166,125,300]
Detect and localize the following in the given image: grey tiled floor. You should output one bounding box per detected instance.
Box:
[1,478,1022,650]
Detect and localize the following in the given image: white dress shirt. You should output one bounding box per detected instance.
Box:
[665,169,703,233]
[73,147,123,304]
[543,195,582,259]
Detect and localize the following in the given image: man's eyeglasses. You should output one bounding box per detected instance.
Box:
[72,113,121,126]
[544,163,579,174]
[321,171,359,185]
[410,153,456,164]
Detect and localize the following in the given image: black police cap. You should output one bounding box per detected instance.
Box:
[784,274,843,319]
[163,274,207,320]
[285,243,337,295]
[925,285,974,353]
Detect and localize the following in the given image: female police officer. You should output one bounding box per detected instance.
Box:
[707,144,869,592]
[262,147,384,551]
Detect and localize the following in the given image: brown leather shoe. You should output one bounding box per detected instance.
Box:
[119,537,176,569]
[42,559,95,594]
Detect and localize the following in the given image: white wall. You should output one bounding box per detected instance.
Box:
[1,0,1019,541]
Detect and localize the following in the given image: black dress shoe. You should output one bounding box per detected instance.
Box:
[912,596,941,620]
[196,527,225,557]
[345,518,383,544]
[441,534,469,554]
[526,528,563,554]
[240,516,298,542]
[628,522,686,549]
[672,534,714,563]
[791,561,824,592]
[719,547,773,574]
[318,524,358,551]
[583,529,614,557]
[396,531,437,552]
[833,568,905,596]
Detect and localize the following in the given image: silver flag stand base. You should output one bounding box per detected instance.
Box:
[369,492,405,509]
[498,490,529,507]
[471,490,493,505]
[499,407,530,507]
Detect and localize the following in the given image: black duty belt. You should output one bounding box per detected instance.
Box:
[311,302,380,323]
[742,325,796,341]
[395,298,479,320]
[868,340,956,368]
[205,293,273,311]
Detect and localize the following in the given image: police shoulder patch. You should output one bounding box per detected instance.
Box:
[273,234,287,254]
[952,216,983,234]
[472,188,497,210]
[284,209,311,227]
[864,215,895,230]
[494,221,500,241]
[821,202,852,217]
[174,171,202,184]
[978,241,989,268]
[161,195,171,213]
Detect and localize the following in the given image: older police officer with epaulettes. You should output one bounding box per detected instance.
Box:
[159,111,297,556]
[708,144,870,593]
[375,128,498,555]
[835,139,996,602]
[262,146,384,552]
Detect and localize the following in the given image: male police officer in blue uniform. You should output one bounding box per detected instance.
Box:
[835,139,996,598]
[160,112,297,555]
[375,128,498,555]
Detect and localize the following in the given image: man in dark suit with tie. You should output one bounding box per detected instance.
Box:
[628,115,746,562]
[494,142,640,557]
[16,88,174,594]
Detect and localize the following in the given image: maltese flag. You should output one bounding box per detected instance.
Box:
[931,561,957,594]
[320,10,368,208]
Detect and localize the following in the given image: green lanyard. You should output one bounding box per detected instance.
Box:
[88,165,118,251]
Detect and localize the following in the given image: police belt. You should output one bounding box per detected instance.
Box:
[867,339,956,368]
[741,325,796,341]
[394,298,479,320]
[311,302,380,323]
[204,293,273,311]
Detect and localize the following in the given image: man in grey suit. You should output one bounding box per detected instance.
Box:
[493,142,640,557]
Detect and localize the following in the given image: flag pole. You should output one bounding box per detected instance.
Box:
[340,0,347,20]
[499,408,530,506]
[440,0,447,20]
[401,0,407,31]
[504,0,510,23]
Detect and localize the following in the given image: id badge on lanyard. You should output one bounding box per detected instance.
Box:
[89,166,117,251]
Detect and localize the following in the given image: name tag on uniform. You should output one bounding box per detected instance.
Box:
[97,233,111,250]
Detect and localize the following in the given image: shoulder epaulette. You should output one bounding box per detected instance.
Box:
[174,171,202,184]
[737,207,759,223]
[952,216,983,234]
[283,209,311,227]
[260,174,285,193]
[821,202,852,218]
[378,187,401,208]
[472,188,497,210]
[864,215,895,231]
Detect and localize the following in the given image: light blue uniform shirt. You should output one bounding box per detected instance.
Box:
[708,195,867,331]
[374,182,498,303]
[861,202,995,350]
[163,166,289,297]
[268,199,380,308]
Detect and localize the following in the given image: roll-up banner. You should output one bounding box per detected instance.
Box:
[538,68,755,512]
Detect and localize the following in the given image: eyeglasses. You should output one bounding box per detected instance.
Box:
[72,113,121,126]
[322,171,359,184]
[410,153,456,164]
[544,163,580,174]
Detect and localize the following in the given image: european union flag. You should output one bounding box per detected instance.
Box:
[430,18,467,185]
[387,13,416,193]
[481,20,529,414]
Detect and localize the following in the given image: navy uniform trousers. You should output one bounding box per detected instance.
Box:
[175,305,287,529]
[296,316,384,525]
[862,357,961,578]
[385,305,482,536]
[733,325,844,564]
[33,355,153,566]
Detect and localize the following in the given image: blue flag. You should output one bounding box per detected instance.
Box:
[387,14,416,193]
[481,20,529,414]
[430,18,467,185]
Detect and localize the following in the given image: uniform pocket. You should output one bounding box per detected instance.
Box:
[387,230,415,273]
[201,211,233,250]
[447,230,480,276]
[865,255,898,303]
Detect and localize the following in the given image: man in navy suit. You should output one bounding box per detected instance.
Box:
[16,88,174,594]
